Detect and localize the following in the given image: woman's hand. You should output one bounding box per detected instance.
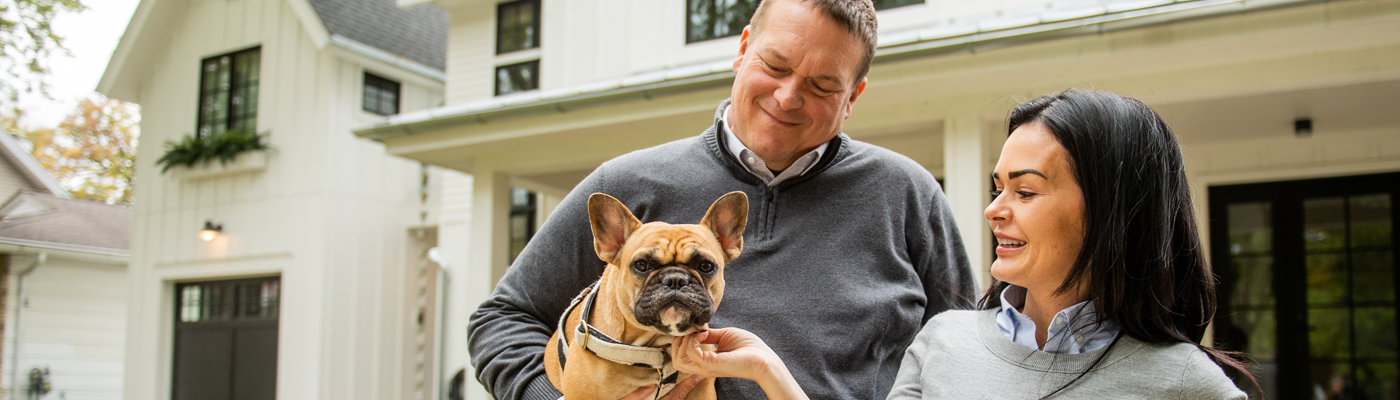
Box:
[671,328,808,399]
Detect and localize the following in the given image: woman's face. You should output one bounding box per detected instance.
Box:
[986,122,1087,294]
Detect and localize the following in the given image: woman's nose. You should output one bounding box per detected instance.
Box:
[985,193,1009,222]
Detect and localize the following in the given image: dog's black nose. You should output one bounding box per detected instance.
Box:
[661,271,689,289]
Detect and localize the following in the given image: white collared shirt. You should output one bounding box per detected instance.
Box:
[994,285,1120,354]
[720,104,828,187]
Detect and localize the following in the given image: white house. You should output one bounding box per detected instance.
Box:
[0,129,130,399]
[97,0,459,399]
[353,0,1400,399]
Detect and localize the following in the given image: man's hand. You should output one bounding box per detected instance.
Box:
[619,374,706,400]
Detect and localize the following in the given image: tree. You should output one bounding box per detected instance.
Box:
[0,0,86,103]
[5,94,139,205]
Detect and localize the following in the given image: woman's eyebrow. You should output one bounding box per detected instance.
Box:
[990,169,1048,181]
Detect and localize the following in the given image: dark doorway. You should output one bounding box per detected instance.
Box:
[173,277,281,400]
[1211,172,1400,400]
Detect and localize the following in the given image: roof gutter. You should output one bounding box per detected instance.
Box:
[328,34,446,83]
[0,237,130,259]
[353,0,1328,142]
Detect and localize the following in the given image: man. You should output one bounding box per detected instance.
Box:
[468,0,975,398]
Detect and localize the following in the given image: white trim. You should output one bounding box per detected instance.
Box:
[0,130,69,198]
[285,0,331,48]
[328,35,446,82]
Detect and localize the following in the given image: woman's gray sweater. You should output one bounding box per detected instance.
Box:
[889,309,1247,399]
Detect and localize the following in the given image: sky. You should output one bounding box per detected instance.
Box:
[12,0,142,129]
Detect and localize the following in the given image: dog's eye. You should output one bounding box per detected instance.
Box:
[696,261,716,274]
[631,260,650,273]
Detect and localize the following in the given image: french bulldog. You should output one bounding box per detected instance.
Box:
[544,192,747,400]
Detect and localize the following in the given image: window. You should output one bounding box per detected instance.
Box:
[197,47,261,138]
[363,73,401,116]
[872,0,922,10]
[495,60,540,96]
[508,187,537,264]
[686,0,759,43]
[497,0,540,54]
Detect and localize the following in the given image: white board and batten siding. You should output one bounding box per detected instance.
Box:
[123,0,444,399]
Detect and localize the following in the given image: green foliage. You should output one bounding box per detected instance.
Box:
[156,129,271,173]
[0,0,87,103]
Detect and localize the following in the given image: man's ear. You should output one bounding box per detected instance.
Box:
[733,25,752,73]
[844,77,866,119]
[588,193,641,264]
[700,191,748,261]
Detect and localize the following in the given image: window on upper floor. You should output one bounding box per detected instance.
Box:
[363,72,401,116]
[198,47,261,138]
[497,0,540,54]
[686,0,759,43]
[685,0,924,44]
[495,60,539,96]
[873,0,922,10]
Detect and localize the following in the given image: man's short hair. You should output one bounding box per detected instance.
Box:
[749,0,879,88]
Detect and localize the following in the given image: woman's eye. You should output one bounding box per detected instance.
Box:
[1016,190,1038,199]
[631,260,649,272]
[989,189,1004,197]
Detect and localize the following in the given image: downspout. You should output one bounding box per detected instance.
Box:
[427,248,450,400]
[10,252,45,399]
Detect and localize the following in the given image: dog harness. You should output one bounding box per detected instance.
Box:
[555,281,681,398]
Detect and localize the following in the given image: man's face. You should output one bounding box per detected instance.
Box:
[730,0,867,172]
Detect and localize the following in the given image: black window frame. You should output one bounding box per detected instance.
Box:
[496,0,541,55]
[685,0,760,44]
[494,60,540,96]
[362,72,402,116]
[196,46,261,139]
[872,0,922,10]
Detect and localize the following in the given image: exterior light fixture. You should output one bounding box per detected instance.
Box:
[1294,118,1313,137]
[199,221,222,242]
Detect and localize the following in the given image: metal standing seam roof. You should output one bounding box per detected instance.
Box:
[0,190,132,254]
[307,0,448,71]
[352,0,1327,140]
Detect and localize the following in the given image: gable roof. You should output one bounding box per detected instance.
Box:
[0,190,131,256]
[308,0,447,71]
[0,130,70,198]
[100,0,446,102]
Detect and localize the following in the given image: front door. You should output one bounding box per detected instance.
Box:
[172,277,281,400]
[1211,172,1400,400]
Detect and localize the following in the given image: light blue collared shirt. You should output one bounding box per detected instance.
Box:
[994,285,1120,354]
[720,104,827,187]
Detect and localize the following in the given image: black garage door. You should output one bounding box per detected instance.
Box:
[173,277,280,400]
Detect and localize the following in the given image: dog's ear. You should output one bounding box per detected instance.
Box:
[701,191,748,261]
[588,193,642,264]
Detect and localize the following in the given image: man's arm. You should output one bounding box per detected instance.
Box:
[914,183,977,320]
[467,166,615,400]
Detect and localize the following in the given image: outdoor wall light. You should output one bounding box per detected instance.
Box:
[199,221,223,242]
[1294,118,1313,137]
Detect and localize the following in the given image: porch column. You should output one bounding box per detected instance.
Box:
[943,113,994,291]
[451,167,509,399]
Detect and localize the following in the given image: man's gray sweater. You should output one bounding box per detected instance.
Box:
[468,100,976,400]
[888,309,1247,399]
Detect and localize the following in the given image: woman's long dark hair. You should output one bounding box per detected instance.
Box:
[977,89,1257,394]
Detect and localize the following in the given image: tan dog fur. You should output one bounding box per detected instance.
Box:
[544,192,747,400]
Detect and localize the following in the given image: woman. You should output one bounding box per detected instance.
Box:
[670,90,1253,398]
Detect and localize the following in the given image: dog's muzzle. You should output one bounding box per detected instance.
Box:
[633,266,714,335]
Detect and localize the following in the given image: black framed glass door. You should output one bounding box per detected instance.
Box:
[1211,172,1400,400]
[173,276,281,400]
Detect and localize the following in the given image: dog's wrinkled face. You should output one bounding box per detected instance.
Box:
[589,192,747,336]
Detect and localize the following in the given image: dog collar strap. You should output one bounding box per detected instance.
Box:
[555,282,683,399]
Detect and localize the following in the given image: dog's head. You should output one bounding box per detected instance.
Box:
[588,192,747,336]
